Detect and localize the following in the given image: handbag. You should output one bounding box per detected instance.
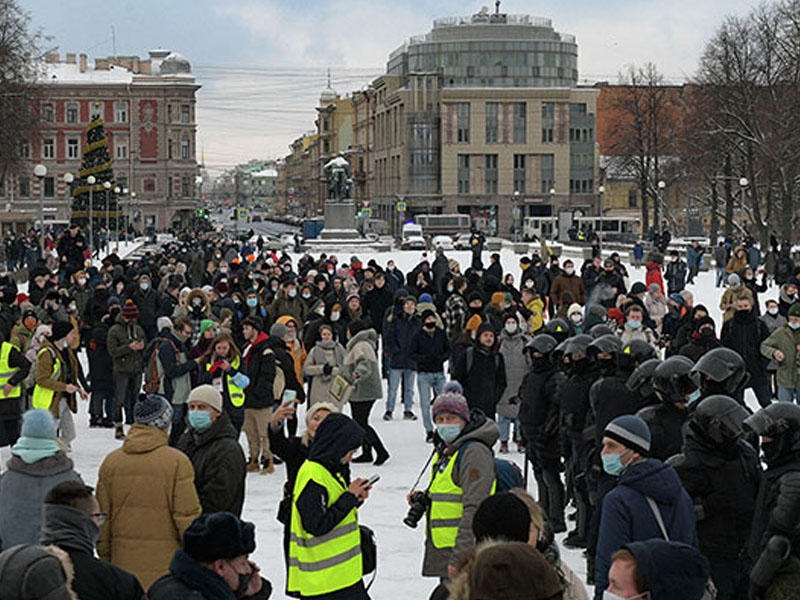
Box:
[330,374,353,403]
[360,524,377,591]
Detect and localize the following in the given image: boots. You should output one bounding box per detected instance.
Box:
[353,446,374,463]
[499,442,509,454]
[374,447,390,466]
[114,425,125,440]
[261,456,275,474]
[246,458,260,473]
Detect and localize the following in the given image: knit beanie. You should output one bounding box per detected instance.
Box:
[183,513,256,563]
[443,380,464,394]
[604,414,651,456]
[187,385,223,413]
[20,410,58,440]
[134,394,173,431]
[469,542,563,600]
[472,493,532,543]
[789,303,800,319]
[199,319,217,336]
[107,295,121,308]
[50,321,73,342]
[432,391,470,422]
[269,322,288,340]
[11,410,61,465]
[630,281,647,295]
[728,273,741,288]
[419,293,434,304]
[121,299,139,319]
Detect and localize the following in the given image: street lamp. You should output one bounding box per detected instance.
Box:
[739,177,748,229]
[103,181,111,254]
[63,173,74,223]
[598,185,605,252]
[34,164,47,258]
[513,190,520,243]
[113,186,121,252]
[129,192,136,239]
[87,175,96,258]
[549,188,556,242]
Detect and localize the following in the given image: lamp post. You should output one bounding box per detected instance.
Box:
[103,181,111,254]
[87,175,96,258]
[129,192,136,239]
[739,177,748,231]
[549,188,556,242]
[657,180,666,234]
[34,164,47,258]
[513,190,520,243]
[114,186,121,252]
[598,185,605,253]
[63,173,74,224]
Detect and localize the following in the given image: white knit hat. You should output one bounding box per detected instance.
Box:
[187,385,223,412]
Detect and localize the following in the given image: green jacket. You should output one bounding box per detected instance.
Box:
[761,324,800,388]
[106,314,146,375]
[342,329,383,402]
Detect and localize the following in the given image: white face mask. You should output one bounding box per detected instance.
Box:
[565,268,574,276]
[77,277,87,286]
[570,313,582,324]
[603,591,649,600]
[768,307,779,316]
[504,323,517,334]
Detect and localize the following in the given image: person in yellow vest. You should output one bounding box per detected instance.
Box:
[197,332,247,434]
[287,412,371,600]
[0,339,32,449]
[33,320,87,447]
[406,389,498,582]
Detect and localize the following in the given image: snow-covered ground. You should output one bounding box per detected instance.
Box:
[30,245,772,599]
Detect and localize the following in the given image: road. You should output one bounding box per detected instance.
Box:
[210,212,300,240]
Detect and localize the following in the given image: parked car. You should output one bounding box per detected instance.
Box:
[454,233,472,250]
[431,235,454,251]
[401,235,427,250]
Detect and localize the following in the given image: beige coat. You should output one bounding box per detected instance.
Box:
[96,424,201,589]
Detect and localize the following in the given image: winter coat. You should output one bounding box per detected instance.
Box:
[130,287,159,335]
[409,325,450,373]
[719,286,754,323]
[342,329,382,403]
[518,360,566,461]
[636,403,688,462]
[496,329,532,419]
[34,339,83,416]
[616,322,659,349]
[550,273,586,307]
[451,342,507,417]
[761,324,800,388]
[778,284,798,318]
[671,436,760,560]
[87,320,114,392]
[644,291,669,322]
[645,262,665,294]
[721,309,770,385]
[713,245,728,269]
[594,270,627,308]
[303,340,346,406]
[383,308,421,369]
[106,315,145,375]
[679,332,721,363]
[275,315,307,385]
[242,332,275,409]
[761,311,787,335]
[726,248,748,275]
[0,453,81,550]
[158,330,196,404]
[362,285,393,334]
[268,291,308,324]
[590,374,643,449]
[664,259,687,293]
[176,412,246,516]
[8,322,34,354]
[594,459,697,599]
[422,410,500,577]
[97,424,202,589]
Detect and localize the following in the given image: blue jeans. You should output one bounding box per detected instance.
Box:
[386,368,415,414]
[497,414,521,443]
[778,387,800,403]
[715,266,726,287]
[416,371,445,432]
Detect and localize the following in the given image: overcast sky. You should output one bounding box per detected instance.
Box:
[24,0,758,173]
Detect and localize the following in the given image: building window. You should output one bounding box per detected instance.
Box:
[115,142,128,160]
[43,177,55,197]
[180,140,190,160]
[143,178,156,193]
[322,117,330,132]
[168,139,173,160]
[19,178,30,197]
[42,103,54,122]
[456,103,470,143]
[513,102,526,144]
[541,127,553,143]
[181,176,191,197]
[628,189,638,208]
[485,102,498,144]
[485,154,498,194]
[66,103,78,124]
[42,138,55,159]
[115,101,128,123]
[457,154,470,194]
[542,102,555,119]
[513,155,526,194]
[540,154,555,194]
[20,143,30,158]
[167,105,173,123]
[67,139,79,159]
[181,104,190,123]
[322,140,330,154]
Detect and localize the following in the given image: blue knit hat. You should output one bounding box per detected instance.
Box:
[134,395,173,430]
[419,293,433,304]
[20,410,57,440]
[604,415,651,456]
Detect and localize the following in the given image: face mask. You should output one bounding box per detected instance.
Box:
[287,289,297,298]
[140,283,149,291]
[331,311,341,322]
[447,285,454,293]
[424,322,437,330]
[77,277,87,286]
[768,307,779,316]
[188,410,213,432]
[504,323,517,334]
[327,269,335,276]
[404,306,416,315]
[246,298,258,308]
[271,285,279,292]
[570,313,582,324]
[226,561,252,599]
[315,307,325,317]
[789,322,800,331]
[602,452,626,476]
[603,592,649,600]
[565,268,574,276]
[109,308,120,321]
[628,320,642,329]
[671,257,678,262]
[302,292,311,300]
[525,280,534,289]
[687,389,702,405]
[762,440,781,465]
[219,268,228,274]
[437,424,462,443]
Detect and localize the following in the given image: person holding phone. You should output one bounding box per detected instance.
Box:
[288,412,371,599]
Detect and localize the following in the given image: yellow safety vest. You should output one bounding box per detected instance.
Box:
[287,460,362,597]
[206,356,245,408]
[32,347,61,410]
[0,342,21,400]
[428,448,496,549]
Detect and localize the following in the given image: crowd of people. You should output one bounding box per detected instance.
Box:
[0,223,799,600]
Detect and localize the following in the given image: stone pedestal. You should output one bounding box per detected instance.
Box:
[320,201,361,240]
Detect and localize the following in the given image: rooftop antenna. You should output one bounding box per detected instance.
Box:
[495,1,500,14]
[327,68,332,88]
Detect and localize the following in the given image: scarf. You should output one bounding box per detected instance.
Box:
[11,436,61,464]
[39,504,98,556]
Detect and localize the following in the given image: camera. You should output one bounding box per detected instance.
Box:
[403,491,430,528]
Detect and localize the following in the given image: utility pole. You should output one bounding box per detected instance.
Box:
[234,169,241,240]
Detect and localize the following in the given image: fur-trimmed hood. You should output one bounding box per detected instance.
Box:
[0,543,78,600]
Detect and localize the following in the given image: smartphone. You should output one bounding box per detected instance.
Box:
[281,390,297,406]
[366,474,381,486]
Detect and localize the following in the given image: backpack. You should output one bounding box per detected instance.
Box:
[143,337,176,395]
[262,348,286,401]
[454,439,524,493]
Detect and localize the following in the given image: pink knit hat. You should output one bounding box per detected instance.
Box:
[432,391,470,422]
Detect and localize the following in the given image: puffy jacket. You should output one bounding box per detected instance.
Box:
[550,273,586,307]
[106,315,145,375]
[383,308,421,369]
[451,343,507,417]
[496,328,532,420]
[342,329,382,403]
[242,332,275,409]
[664,260,687,293]
[87,320,115,392]
[97,424,201,589]
[594,459,697,599]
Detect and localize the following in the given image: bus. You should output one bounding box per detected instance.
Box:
[414,213,472,236]
[522,216,557,241]
[575,216,641,243]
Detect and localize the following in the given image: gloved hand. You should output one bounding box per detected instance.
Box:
[323,363,333,376]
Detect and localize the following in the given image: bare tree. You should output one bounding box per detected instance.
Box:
[0,0,47,192]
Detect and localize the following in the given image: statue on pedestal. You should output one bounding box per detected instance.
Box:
[323,154,353,201]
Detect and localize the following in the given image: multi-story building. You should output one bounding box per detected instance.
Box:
[368,5,599,237]
[0,49,201,233]
[282,132,319,217]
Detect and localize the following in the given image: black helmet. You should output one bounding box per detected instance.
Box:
[587,334,623,357]
[688,395,749,448]
[588,324,614,338]
[690,348,748,397]
[626,358,663,405]
[526,334,558,356]
[744,403,800,463]
[653,356,697,404]
[562,334,593,360]
[619,339,659,372]
[544,318,571,343]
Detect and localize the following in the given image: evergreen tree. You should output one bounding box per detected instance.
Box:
[71,105,120,236]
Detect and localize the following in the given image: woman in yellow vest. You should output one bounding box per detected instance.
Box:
[197,332,247,434]
[288,412,372,599]
[0,339,32,448]
[406,388,498,582]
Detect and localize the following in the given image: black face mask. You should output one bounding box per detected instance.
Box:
[531,356,551,372]
[596,357,616,375]
[469,306,483,316]
[423,322,436,330]
[227,562,252,599]
[109,308,120,321]
[762,440,782,466]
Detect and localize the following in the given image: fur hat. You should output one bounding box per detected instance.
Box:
[183,513,256,563]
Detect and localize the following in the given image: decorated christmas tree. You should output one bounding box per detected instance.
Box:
[71,104,121,236]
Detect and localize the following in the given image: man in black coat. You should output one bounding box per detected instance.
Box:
[131,273,159,340]
[362,271,393,337]
[241,316,277,473]
[594,259,627,309]
[87,305,117,428]
[451,323,506,418]
[721,296,771,408]
[40,481,144,600]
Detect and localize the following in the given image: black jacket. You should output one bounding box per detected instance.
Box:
[451,343,506,417]
[88,319,114,392]
[243,333,275,409]
[362,286,393,334]
[637,402,688,462]
[518,359,566,461]
[748,452,800,562]
[721,309,769,383]
[409,326,450,373]
[176,412,247,516]
[130,287,159,333]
